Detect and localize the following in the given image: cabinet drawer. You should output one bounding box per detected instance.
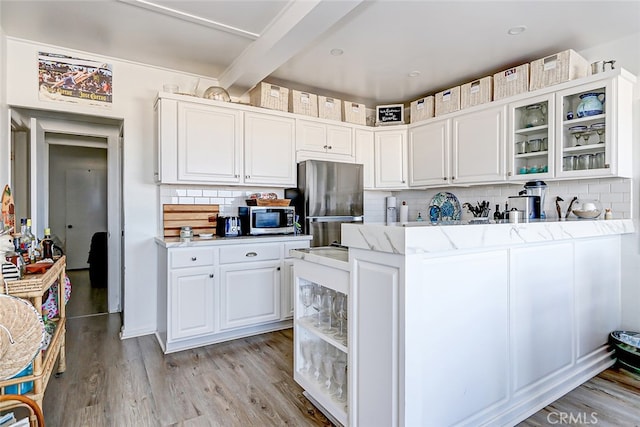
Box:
[220,243,281,264]
[170,247,215,269]
[284,241,311,258]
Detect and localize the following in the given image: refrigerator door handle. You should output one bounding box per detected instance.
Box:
[307,216,364,223]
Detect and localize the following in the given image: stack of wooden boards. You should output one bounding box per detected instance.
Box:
[162,204,219,238]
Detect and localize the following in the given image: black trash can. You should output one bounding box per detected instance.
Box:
[609,331,640,373]
[87,231,108,288]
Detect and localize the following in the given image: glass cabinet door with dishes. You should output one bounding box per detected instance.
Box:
[555,79,613,178]
[508,94,555,181]
[293,264,349,426]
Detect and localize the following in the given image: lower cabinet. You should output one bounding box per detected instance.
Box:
[157,237,311,354]
[219,260,281,330]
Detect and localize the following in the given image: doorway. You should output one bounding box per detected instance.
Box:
[9,108,123,317]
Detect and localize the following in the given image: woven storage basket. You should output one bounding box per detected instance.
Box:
[493,64,529,101]
[461,76,493,109]
[289,90,318,117]
[435,87,461,116]
[343,100,366,125]
[410,96,435,123]
[318,96,342,121]
[529,49,589,91]
[249,82,289,112]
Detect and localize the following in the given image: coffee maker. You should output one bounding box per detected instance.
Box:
[523,181,548,219]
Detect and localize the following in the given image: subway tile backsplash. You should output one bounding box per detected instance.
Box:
[160,177,632,228]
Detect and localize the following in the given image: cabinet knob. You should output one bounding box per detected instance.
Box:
[443,177,447,181]
[508,171,512,176]
[209,273,214,278]
[245,252,257,257]
[191,257,197,261]
[277,267,281,271]
[323,145,328,149]
[327,145,332,150]
[451,176,455,180]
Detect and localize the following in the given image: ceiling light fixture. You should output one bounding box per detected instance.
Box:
[408,71,421,77]
[330,48,344,56]
[507,25,527,36]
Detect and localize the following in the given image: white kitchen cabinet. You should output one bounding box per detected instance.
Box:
[354,128,375,189]
[281,259,295,320]
[507,94,555,181]
[451,104,506,184]
[177,101,243,183]
[296,118,354,162]
[219,260,281,330]
[170,266,216,340]
[374,128,408,189]
[408,118,450,187]
[244,112,296,186]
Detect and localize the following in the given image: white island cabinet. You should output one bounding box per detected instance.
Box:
[341,220,633,427]
[156,235,311,353]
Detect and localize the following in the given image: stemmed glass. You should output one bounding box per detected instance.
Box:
[569,126,587,147]
[300,284,313,320]
[333,293,348,342]
[591,123,605,144]
[322,355,335,392]
[300,339,313,374]
[571,129,582,146]
[320,288,335,333]
[311,344,324,383]
[311,285,322,328]
[580,131,592,146]
[333,361,347,402]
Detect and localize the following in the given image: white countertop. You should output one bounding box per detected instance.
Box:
[155,234,312,248]
[342,219,635,255]
[289,246,350,271]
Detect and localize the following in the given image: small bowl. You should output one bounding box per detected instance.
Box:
[198,233,213,239]
[571,199,602,219]
[572,209,601,219]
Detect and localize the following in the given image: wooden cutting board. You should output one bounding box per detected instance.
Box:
[163,204,219,237]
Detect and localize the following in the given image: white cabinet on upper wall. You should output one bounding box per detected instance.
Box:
[296,118,354,163]
[408,119,450,187]
[178,101,243,183]
[374,128,408,189]
[244,112,296,186]
[354,128,375,189]
[451,105,506,184]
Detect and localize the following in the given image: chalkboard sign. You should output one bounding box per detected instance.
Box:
[376,104,404,125]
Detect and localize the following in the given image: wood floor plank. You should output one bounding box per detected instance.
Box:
[44,314,640,426]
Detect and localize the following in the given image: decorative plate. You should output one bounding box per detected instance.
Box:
[428,192,461,222]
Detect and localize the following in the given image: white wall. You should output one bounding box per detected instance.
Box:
[3,37,219,338]
[0,25,8,186]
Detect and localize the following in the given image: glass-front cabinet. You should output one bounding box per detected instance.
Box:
[508,94,554,181]
[293,258,349,426]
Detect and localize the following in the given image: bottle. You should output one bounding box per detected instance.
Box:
[493,204,501,221]
[42,228,54,259]
[20,218,33,263]
[416,212,424,221]
[24,219,37,263]
[604,208,612,220]
[400,201,409,223]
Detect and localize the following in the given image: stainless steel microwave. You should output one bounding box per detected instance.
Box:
[238,206,295,235]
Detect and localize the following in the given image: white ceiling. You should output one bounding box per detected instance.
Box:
[1,0,639,106]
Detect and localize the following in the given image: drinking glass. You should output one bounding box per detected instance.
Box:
[311,285,322,328]
[301,339,313,374]
[571,130,582,146]
[320,288,335,333]
[333,293,348,341]
[333,361,347,402]
[300,284,313,319]
[581,131,593,145]
[322,355,335,391]
[311,345,324,383]
[563,156,576,171]
[591,123,606,144]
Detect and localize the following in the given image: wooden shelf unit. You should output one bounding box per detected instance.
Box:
[0,256,67,411]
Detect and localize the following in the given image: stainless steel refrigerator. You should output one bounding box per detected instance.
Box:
[286,160,363,247]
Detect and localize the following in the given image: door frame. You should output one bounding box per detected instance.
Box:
[8,109,123,313]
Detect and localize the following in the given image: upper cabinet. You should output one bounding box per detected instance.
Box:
[155,97,295,186]
[451,105,506,184]
[375,128,408,189]
[244,112,296,186]
[296,118,354,163]
[354,128,375,189]
[409,119,450,187]
[177,102,243,183]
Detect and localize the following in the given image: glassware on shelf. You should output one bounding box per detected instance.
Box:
[591,122,605,144]
[311,285,322,328]
[301,339,313,374]
[581,131,593,145]
[541,137,548,151]
[528,138,542,152]
[300,284,313,318]
[515,140,526,155]
[311,344,324,383]
[569,125,587,146]
[333,292,348,342]
[577,153,594,170]
[594,152,605,169]
[563,155,576,171]
[322,355,335,392]
[522,104,546,128]
[333,361,347,402]
[320,288,336,333]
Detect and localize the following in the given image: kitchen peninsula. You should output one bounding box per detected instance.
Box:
[337,219,633,426]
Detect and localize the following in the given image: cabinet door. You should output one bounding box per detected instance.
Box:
[177,102,242,183]
[452,105,506,184]
[354,129,375,189]
[155,98,179,183]
[219,260,281,330]
[374,129,408,189]
[408,119,450,187]
[326,124,353,156]
[296,119,327,152]
[169,266,216,340]
[281,259,295,320]
[244,112,296,186]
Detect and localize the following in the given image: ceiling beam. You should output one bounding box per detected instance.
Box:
[218,0,364,98]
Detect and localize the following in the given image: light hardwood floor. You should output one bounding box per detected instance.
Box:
[43,314,640,426]
[65,269,107,318]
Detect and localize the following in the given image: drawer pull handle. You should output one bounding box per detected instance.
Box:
[245,252,258,257]
[191,257,197,261]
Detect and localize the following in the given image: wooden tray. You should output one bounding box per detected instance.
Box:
[163,204,219,237]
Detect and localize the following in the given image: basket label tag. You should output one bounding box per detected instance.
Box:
[505,68,518,81]
[416,99,425,110]
[543,55,558,71]
[470,81,480,94]
[442,90,451,102]
[351,103,360,112]
[325,98,335,108]
[270,85,280,98]
[301,93,310,103]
